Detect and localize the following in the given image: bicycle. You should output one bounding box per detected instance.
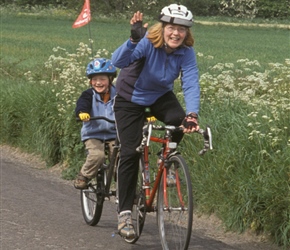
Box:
[77,116,120,226]
[77,114,213,249]
[127,110,213,249]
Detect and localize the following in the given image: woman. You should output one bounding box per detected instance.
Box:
[111,4,200,239]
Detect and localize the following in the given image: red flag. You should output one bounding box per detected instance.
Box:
[72,0,91,28]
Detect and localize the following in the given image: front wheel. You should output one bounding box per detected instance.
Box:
[80,171,104,226]
[157,155,193,250]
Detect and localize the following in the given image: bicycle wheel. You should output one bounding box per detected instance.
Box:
[80,170,105,226]
[157,154,193,250]
[125,157,146,244]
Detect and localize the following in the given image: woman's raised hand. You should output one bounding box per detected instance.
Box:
[130,11,148,43]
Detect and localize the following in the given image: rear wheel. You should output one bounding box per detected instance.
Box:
[80,170,105,226]
[124,157,146,244]
[157,154,193,250]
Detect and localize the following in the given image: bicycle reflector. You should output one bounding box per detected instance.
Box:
[168,142,177,149]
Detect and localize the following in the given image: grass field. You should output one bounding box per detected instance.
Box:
[1,12,289,248]
[1,13,289,75]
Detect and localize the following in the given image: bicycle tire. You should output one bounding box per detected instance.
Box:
[157,154,193,250]
[80,171,105,226]
[124,157,146,244]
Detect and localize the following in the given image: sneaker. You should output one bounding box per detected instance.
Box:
[118,212,135,239]
[74,173,89,189]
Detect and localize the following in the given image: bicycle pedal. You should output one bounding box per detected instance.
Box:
[118,231,136,240]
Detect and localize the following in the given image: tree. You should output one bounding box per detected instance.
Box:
[219,0,258,19]
[1,0,289,19]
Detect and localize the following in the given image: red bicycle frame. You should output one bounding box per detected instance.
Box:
[142,132,185,212]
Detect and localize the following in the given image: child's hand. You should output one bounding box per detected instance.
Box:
[79,112,90,121]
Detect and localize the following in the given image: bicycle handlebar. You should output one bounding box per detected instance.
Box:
[196,126,213,155]
[146,124,213,155]
[76,116,213,155]
[76,116,115,123]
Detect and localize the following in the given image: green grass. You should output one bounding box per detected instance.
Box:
[193,24,288,69]
[1,15,128,72]
[1,14,288,75]
[196,15,290,25]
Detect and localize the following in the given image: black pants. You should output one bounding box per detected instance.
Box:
[114,92,186,213]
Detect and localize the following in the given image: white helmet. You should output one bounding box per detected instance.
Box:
[159,4,193,27]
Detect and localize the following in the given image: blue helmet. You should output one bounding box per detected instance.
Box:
[86,58,117,79]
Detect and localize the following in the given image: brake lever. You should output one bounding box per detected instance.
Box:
[197,125,213,155]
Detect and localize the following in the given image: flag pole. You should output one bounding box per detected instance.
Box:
[87,12,94,58]
[72,0,93,58]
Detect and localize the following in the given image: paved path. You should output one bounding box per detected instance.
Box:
[0,147,281,250]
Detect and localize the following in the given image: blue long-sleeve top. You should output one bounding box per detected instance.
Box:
[111,37,200,114]
[75,86,116,141]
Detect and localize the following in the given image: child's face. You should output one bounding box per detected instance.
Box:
[91,74,110,93]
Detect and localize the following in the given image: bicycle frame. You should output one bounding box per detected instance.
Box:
[103,138,120,198]
[142,135,164,212]
[78,116,120,226]
[139,122,213,213]
[140,123,182,212]
[81,116,119,198]
[79,115,212,246]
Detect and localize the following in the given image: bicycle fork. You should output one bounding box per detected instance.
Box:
[142,145,158,212]
[142,146,186,213]
[162,165,186,211]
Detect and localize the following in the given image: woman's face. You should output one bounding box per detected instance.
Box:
[163,24,187,49]
[90,74,110,93]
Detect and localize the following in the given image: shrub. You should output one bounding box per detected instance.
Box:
[190,55,290,246]
[27,42,112,178]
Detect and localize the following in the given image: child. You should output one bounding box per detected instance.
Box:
[74,58,117,189]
